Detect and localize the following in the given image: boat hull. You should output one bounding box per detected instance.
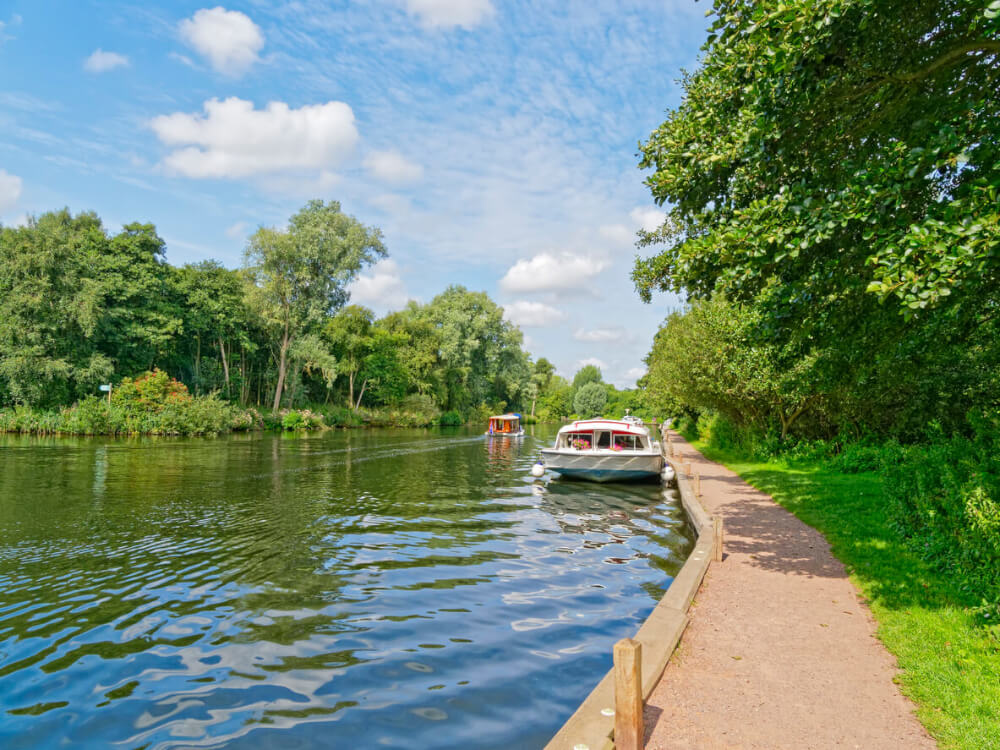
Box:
[540,449,663,483]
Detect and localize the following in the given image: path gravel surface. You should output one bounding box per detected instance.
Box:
[644,434,936,750]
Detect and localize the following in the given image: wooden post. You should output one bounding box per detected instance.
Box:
[684,461,691,478]
[694,472,701,497]
[714,516,724,562]
[613,638,643,750]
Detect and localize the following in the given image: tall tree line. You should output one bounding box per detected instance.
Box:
[0,201,536,416]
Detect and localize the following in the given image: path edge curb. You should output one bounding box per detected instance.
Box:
[545,431,716,750]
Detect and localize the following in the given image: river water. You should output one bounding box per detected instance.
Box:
[0,426,693,749]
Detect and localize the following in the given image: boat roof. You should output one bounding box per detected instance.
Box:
[488,414,520,421]
[557,418,650,436]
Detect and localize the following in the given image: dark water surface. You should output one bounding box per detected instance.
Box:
[0,427,693,749]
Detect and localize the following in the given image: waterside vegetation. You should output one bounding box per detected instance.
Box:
[635,1,1000,744]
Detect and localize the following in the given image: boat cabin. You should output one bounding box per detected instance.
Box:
[487,414,522,434]
[555,420,649,452]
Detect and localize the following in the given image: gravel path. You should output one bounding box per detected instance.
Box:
[644,434,936,750]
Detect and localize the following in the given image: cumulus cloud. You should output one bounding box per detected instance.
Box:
[347,259,410,312]
[499,251,610,294]
[179,7,264,76]
[625,366,647,381]
[577,357,607,371]
[149,97,358,179]
[363,150,423,185]
[405,0,495,29]
[574,326,628,343]
[83,49,129,73]
[630,206,666,232]
[0,169,22,213]
[503,300,567,328]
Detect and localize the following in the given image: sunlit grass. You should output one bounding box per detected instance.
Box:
[694,441,1000,750]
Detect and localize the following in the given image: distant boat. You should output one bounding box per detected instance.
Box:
[486,413,524,437]
[540,418,662,482]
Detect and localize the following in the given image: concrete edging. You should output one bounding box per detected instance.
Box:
[545,437,716,750]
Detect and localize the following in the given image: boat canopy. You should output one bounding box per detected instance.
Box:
[553,419,651,451]
[487,414,521,433]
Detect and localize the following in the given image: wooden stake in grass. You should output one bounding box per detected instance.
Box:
[613,638,643,750]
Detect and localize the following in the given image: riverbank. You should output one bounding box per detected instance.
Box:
[659,437,1000,750]
[645,434,937,749]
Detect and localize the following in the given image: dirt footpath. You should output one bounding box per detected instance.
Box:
[644,434,935,750]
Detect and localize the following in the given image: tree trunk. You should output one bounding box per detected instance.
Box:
[354,379,368,411]
[218,336,230,396]
[194,335,201,395]
[272,325,290,412]
[347,366,355,410]
[531,393,537,418]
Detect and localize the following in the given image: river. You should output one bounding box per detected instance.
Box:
[0,426,693,749]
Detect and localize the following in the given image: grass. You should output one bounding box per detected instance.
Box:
[692,440,1000,750]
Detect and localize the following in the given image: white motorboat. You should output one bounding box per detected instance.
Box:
[540,417,663,483]
[485,413,525,438]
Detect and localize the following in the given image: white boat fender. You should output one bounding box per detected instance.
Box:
[531,461,546,478]
[662,466,676,482]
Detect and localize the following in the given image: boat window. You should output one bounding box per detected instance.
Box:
[596,431,611,449]
[613,434,641,450]
[566,432,592,450]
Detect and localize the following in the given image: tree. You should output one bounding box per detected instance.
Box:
[0,210,112,406]
[420,285,530,412]
[572,364,603,391]
[244,200,385,411]
[574,382,607,418]
[323,305,375,409]
[633,0,1000,438]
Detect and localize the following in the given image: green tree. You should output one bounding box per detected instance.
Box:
[574,381,607,418]
[0,210,112,406]
[572,364,603,391]
[245,200,385,411]
[323,305,376,409]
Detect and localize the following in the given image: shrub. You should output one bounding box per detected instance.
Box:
[439,410,463,427]
[282,410,307,430]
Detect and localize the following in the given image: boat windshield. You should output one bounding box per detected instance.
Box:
[564,432,592,450]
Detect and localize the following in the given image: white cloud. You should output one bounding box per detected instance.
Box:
[405,0,495,29]
[363,150,423,185]
[574,326,628,343]
[503,300,567,328]
[83,49,129,73]
[225,221,249,239]
[598,223,633,246]
[630,206,666,232]
[577,357,607,371]
[0,169,22,213]
[149,97,358,179]
[347,259,410,312]
[625,367,647,380]
[370,193,412,215]
[179,7,264,76]
[499,251,610,294]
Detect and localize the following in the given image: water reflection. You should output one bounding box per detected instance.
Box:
[0,428,693,749]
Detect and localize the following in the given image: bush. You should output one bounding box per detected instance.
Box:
[439,410,463,427]
[882,414,1000,616]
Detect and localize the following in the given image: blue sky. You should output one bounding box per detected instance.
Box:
[0,0,704,386]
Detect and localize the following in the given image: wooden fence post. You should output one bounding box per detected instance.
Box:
[714,516,724,562]
[684,461,692,478]
[613,638,643,750]
[694,472,701,497]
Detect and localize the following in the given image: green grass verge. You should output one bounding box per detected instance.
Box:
[692,440,1000,750]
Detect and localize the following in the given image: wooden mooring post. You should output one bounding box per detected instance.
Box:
[694,472,701,497]
[613,638,643,750]
[714,516,724,562]
[684,461,692,478]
